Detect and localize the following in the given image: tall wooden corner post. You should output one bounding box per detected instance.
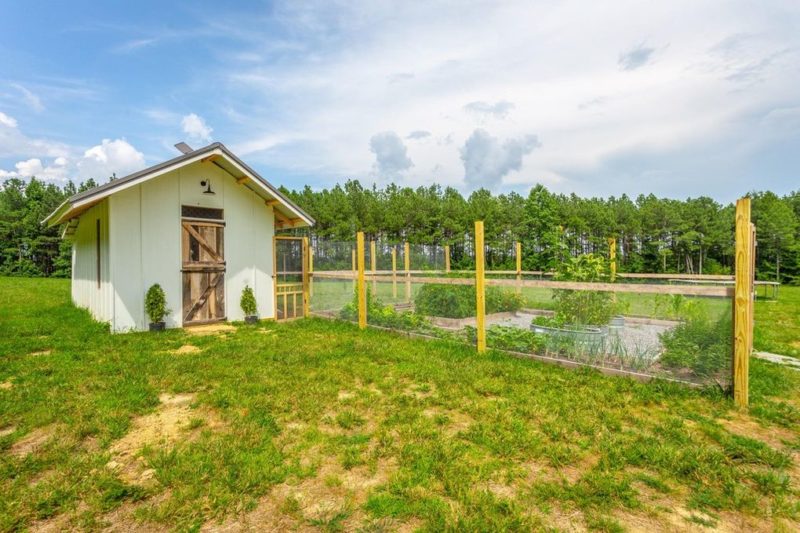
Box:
[444,244,451,274]
[302,237,310,318]
[608,237,617,282]
[733,197,754,408]
[515,241,522,294]
[391,247,398,299]
[404,242,411,303]
[357,232,367,329]
[475,221,486,353]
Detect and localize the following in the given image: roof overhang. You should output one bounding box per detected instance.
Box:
[43,143,314,229]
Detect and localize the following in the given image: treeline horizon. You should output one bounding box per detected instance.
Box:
[1,176,798,283]
[280,180,799,282]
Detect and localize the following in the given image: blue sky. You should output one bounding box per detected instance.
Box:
[1,0,799,201]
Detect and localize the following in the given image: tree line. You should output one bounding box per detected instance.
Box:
[281,181,800,282]
[1,176,798,283]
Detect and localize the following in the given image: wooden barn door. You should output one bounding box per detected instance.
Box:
[182,221,226,324]
[274,236,308,320]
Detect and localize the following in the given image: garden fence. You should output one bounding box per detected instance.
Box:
[307,198,756,405]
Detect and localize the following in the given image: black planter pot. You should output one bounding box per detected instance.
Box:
[244,315,259,324]
[149,322,166,331]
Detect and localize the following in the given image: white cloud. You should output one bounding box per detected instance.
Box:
[1,156,69,181]
[407,130,431,140]
[76,139,145,181]
[11,84,45,112]
[0,111,17,128]
[181,113,213,142]
[463,100,515,119]
[369,131,413,177]
[217,0,800,197]
[460,129,540,187]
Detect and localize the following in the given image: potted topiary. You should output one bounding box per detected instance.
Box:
[145,284,169,331]
[240,285,258,324]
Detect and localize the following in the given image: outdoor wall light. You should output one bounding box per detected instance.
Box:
[200,179,216,195]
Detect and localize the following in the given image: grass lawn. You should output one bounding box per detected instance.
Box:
[1,277,800,531]
[755,286,800,358]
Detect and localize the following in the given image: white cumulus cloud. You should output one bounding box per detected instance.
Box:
[76,138,145,181]
[369,131,413,177]
[460,129,541,187]
[0,111,18,128]
[181,113,213,142]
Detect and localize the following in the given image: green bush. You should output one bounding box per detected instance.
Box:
[145,284,169,323]
[340,287,429,331]
[659,310,732,378]
[465,325,545,353]
[414,284,523,318]
[240,285,258,316]
[551,254,618,325]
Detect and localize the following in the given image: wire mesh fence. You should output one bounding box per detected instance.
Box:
[308,204,756,395]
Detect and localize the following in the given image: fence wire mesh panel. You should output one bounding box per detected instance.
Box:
[309,227,743,388]
[275,237,305,320]
[309,240,355,314]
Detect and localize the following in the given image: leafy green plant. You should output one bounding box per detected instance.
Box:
[240,285,258,316]
[414,284,523,318]
[659,310,732,378]
[551,254,617,325]
[144,284,169,323]
[465,325,545,353]
[340,287,430,330]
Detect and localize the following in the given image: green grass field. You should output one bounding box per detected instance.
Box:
[1,277,799,531]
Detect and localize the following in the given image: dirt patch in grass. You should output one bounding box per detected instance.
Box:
[542,502,586,532]
[28,349,51,356]
[107,393,223,485]
[185,324,236,336]
[0,425,15,438]
[206,456,396,531]
[0,380,13,390]
[171,344,201,355]
[718,412,796,449]
[422,406,474,436]
[560,453,601,484]
[9,424,57,457]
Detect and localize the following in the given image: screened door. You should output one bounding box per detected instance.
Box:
[275,236,308,320]
[182,221,226,324]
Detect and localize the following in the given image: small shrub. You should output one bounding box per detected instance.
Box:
[659,310,732,378]
[464,325,545,353]
[414,284,523,318]
[240,285,258,316]
[551,254,617,325]
[145,284,169,323]
[340,287,429,331]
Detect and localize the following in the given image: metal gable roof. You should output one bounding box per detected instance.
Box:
[43,142,314,228]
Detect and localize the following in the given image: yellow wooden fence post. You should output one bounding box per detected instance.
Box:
[733,197,753,408]
[475,221,486,353]
[302,237,310,318]
[357,232,367,329]
[608,237,617,282]
[308,245,314,299]
[444,244,451,274]
[370,240,377,296]
[391,247,397,299]
[404,242,411,302]
[515,241,522,294]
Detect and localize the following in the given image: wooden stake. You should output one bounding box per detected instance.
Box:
[404,242,411,302]
[475,221,486,353]
[308,245,314,299]
[391,247,397,299]
[370,240,377,296]
[515,241,522,294]
[357,232,366,329]
[608,237,617,282]
[302,237,310,318]
[445,244,451,273]
[733,198,753,408]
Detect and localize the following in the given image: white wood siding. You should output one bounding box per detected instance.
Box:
[71,200,112,323]
[97,160,276,332]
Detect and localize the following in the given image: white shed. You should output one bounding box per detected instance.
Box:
[44,142,314,332]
